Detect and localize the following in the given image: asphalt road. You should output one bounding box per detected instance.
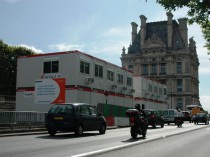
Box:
[95,125,210,157]
[0,123,208,157]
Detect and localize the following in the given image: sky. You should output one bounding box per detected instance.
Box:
[1,0,210,111]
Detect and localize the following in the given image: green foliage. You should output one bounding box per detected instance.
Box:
[0,40,36,95]
[155,0,210,56]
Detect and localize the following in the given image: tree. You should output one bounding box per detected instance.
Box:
[154,0,210,56]
[0,40,36,96]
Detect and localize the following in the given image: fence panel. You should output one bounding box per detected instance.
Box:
[0,111,47,130]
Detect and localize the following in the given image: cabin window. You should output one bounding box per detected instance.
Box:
[107,70,114,81]
[43,60,59,74]
[127,77,132,86]
[117,74,123,84]
[148,84,152,92]
[80,60,90,74]
[95,64,103,78]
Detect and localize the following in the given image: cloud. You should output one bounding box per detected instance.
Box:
[48,43,84,52]
[87,40,129,55]
[199,67,210,74]
[200,95,210,113]
[18,44,43,53]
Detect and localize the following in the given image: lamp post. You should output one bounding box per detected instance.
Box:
[168,81,173,109]
[170,89,172,109]
[104,91,109,105]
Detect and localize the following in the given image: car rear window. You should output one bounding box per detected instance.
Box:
[48,104,74,115]
[169,110,175,115]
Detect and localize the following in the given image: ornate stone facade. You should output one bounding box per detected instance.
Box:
[121,12,200,110]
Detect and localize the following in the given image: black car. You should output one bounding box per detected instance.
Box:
[182,111,192,123]
[144,109,164,128]
[193,113,209,125]
[46,103,107,136]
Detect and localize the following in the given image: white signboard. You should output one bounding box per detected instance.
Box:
[34,78,65,104]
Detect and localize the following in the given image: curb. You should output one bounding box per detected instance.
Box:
[0,126,118,137]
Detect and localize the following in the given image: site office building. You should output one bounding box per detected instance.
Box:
[16,51,168,125]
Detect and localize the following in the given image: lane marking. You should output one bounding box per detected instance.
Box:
[70,136,162,157]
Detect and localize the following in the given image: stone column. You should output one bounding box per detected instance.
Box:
[178,18,188,49]
[167,12,173,48]
[131,22,138,44]
[140,15,147,48]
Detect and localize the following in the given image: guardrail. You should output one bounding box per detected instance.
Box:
[0,111,47,130]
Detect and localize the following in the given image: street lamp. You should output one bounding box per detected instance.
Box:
[168,81,173,109]
[170,89,172,109]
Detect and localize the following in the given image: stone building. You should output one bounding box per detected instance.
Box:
[121,12,200,110]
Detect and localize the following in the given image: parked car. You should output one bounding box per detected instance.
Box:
[46,103,107,136]
[162,109,180,125]
[144,109,164,128]
[193,113,209,125]
[182,111,192,123]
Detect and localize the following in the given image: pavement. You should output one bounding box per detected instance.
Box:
[0,126,118,137]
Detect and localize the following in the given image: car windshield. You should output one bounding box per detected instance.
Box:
[48,104,74,115]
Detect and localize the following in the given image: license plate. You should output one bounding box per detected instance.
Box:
[54,117,63,120]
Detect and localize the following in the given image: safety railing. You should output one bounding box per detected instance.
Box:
[0,111,47,130]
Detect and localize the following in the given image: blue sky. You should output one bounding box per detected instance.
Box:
[1,0,210,111]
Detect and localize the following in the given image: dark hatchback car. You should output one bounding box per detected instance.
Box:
[193,113,209,125]
[182,111,192,123]
[46,103,107,136]
[144,109,164,128]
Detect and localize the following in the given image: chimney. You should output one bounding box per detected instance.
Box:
[140,15,147,48]
[131,22,138,44]
[178,18,188,49]
[167,12,173,48]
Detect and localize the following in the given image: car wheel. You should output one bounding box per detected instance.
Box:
[48,130,57,136]
[161,122,164,128]
[75,125,83,136]
[168,123,170,125]
[99,124,106,134]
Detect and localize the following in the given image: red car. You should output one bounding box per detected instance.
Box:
[144,109,164,128]
[182,111,192,123]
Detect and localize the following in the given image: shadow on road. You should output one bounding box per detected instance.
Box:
[36,132,100,140]
[121,136,146,143]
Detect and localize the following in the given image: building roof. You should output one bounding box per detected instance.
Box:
[128,20,186,54]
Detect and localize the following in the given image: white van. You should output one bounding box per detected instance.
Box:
[162,109,180,125]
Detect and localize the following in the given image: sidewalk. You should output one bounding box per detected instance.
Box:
[0,126,118,137]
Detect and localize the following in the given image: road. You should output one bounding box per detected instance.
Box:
[0,123,208,157]
[95,125,210,157]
